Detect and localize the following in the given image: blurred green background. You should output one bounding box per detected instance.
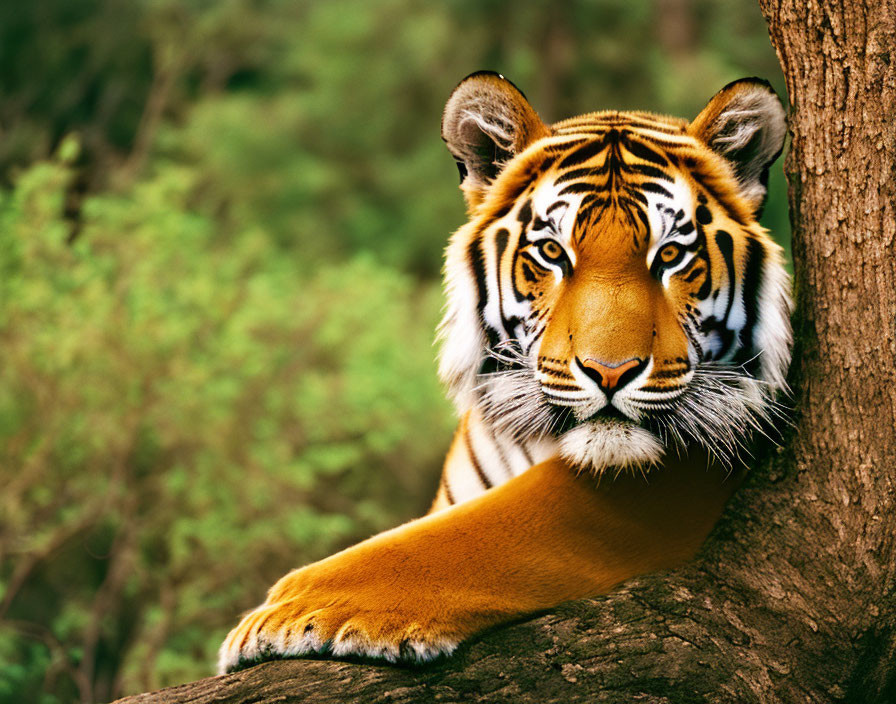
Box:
[0,1,788,701]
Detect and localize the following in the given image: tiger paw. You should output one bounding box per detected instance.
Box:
[217,589,461,673]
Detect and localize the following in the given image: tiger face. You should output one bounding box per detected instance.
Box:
[439,72,791,472]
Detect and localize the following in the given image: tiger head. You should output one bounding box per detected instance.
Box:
[438,72,792,472]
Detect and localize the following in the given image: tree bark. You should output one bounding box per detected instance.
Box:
[111,1,896,702]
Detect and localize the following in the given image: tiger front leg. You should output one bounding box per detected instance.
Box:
[218,454,734,673]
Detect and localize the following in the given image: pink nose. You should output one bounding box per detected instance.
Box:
[581,358,643,392]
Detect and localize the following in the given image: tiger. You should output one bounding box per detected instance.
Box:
[217,71,791,673]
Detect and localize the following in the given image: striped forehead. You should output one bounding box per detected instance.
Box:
[551,109,690,137]
[523,125,699,253]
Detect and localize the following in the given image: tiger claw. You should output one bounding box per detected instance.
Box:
[217,599,458,674]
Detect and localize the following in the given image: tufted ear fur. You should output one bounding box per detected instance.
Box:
[689,78,787,217]
[442,71,551,210]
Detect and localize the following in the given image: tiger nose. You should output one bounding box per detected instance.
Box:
[578,357,647,396]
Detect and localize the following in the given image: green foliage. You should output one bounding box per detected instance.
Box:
[0,0,790,701]
[0,156,453,700]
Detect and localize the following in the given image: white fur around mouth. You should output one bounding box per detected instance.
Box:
[558,419,664,474]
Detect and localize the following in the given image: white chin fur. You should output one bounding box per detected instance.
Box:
[558,421,664,474]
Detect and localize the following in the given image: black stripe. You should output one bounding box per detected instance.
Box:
[696,204,713,225]
[468,236,488,322]
[621,187,649,205]
[688,174,747,227]
[545,138,588,153]
[683,264,706,283]
[695,223,713,300]
[622,137,669,166]
[484,426,513,479]
[543,382,584,391]
[520,250,550,272]
[520,261,538,284]
[440,473,455,505]
[512,239,536,302]
[495,229,509,259]
[575,196,609,235]
[464,428,492,489]
[639,181,674,198]
[538,366,575,377]
[700,229,737,360]
[653,367,690,379]
[639,384,686,393]
[634,203,651,233]
[735,237,766,374]
[517,200,532,227]
[631,134,693,151]
[624,163,674,182]
[546,201,568,217]
[539,370,575,380]
[558,182,598,196]
[519,441,533,466]
[555,166,599,185]
[553,127,610,136]
[495,229,509,332]
[602,116,681,133]
[715,230,736,323]
[469,236,501,373]
[557,139,605,169]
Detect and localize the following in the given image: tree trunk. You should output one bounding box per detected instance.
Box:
[111,1,896,702]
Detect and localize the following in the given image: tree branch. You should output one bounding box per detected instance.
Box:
[110,449,865,704]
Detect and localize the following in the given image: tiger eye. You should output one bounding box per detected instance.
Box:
[540,240,565,260]
[659,244,680,263]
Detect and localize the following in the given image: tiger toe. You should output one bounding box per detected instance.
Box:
[217,598,457,674]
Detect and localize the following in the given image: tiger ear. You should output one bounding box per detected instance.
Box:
[689,78,787,217]
[442,71,551,209]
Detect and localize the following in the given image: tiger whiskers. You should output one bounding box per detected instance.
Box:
[475,342,569,440]
[638,363,789,468]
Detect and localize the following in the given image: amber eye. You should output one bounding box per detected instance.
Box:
[658,243,682,264]
[537,239,566,262]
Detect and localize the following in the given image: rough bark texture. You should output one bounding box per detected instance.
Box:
[112,1,896,702]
